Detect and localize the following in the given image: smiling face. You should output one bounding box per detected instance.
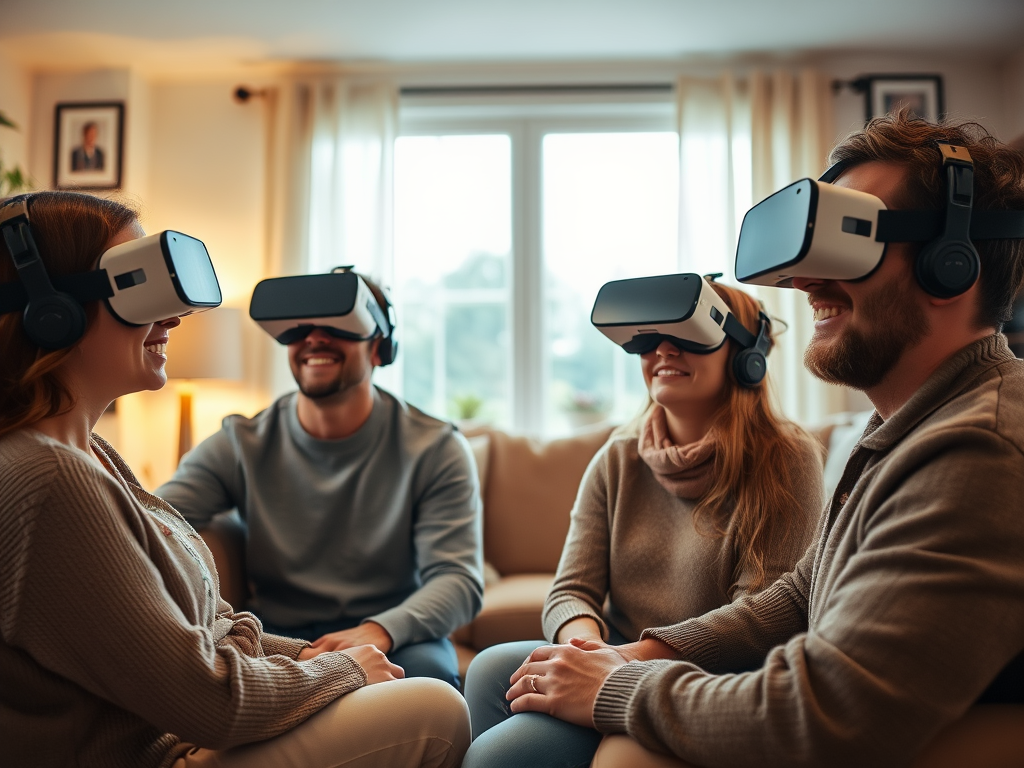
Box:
[287,327,380,401]
[793,161,930,391]
[640,338,730,417]
[71,222,182,403]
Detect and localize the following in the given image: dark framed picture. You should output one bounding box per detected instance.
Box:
[53,102,124,190]
[860,75,944,124]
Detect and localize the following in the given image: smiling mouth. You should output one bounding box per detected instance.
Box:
[812,306,847,322]
[304,356,339,366]
[655,369,690,377]
[144,342,167,356]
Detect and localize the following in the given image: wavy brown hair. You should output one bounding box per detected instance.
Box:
[829,108,1024,329]
[0,192,139,438]
[621,281,811,594]
[696,282,811,594]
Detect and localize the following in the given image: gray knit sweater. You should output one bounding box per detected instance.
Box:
[156,387,484,649]
[0,431,366,768]
[543,424,825,644]
[594,334,1024,768]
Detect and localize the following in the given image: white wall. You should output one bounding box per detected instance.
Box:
[119,78,274,488]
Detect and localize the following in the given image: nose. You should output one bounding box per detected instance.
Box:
[656,340,681,357]
[304,327,334,345]
[158,316,182,329]
[791,276,826,293]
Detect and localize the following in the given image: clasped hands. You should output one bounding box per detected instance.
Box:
[297,621,404,685]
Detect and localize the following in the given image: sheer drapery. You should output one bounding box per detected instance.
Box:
[676,69,847,423]
[262,78,398,398]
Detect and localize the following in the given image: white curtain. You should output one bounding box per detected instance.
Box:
[676,69,847,424]
[262,77,398,398]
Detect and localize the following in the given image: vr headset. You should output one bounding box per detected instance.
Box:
[591,272,771,387]
[0,198,222,350]
[249,267,397,366]
[735,143,1024,298]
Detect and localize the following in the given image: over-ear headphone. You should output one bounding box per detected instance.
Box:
[0,197,89,350]
[728,311,772,388]
[914,143,980,298]
[375,287,399,367]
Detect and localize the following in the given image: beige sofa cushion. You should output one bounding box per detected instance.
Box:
[483,425,614,576]
[463,574,555,650]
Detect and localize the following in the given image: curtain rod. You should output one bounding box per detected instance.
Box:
[399,83,674,97]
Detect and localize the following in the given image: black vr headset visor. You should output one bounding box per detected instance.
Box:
[249,269,390,345]
[591,273,760,355]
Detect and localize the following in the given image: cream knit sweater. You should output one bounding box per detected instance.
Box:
[0,430,366,768]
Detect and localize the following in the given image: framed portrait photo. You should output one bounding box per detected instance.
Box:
[864,75,944,124]
[53,102,124,190]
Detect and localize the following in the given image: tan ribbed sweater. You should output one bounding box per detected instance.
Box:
[0,431,366,768]
[594,334,1024,768]
[542,423,825,644]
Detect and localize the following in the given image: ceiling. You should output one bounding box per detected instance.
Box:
[2,0,1024,74]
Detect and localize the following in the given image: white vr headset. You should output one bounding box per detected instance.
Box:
[735,143,1024,298]
[591,273,771,387]
[249,267,397,365]
[0,198,222,350]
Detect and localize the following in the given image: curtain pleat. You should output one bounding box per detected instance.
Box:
[261,77,398,398]
[677,68,847,424]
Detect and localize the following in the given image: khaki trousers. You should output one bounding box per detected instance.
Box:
[173,677,470,768]
[591,705,1024,768]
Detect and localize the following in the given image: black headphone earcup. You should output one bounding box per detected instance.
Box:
[733,348,766,388]
[23,293,87,350]
[915,239,980,299]
[377,336,397,366]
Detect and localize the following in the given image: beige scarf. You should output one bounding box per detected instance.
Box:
[638,405,716,500]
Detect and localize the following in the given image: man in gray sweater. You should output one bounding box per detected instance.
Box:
[158,274,483,688]
[501,115,1024,766]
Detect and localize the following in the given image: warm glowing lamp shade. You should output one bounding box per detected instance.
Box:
[165,307,244,462]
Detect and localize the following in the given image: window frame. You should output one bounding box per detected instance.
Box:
[397,93,677,435]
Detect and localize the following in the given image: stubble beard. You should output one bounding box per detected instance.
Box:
[803,277,929,391]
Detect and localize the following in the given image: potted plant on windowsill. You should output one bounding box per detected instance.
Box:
[563,390,610,430]
[451,392,488,433]
[0,110,31,196]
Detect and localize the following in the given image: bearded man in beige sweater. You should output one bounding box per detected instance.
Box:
[502,113,1024,768]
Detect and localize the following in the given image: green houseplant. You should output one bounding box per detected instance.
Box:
[0,110,30,196]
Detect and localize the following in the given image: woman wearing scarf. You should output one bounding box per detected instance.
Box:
[462,282,825,768]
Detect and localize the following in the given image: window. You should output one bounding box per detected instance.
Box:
[391,94,679,436]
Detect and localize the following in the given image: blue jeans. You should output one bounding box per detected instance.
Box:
[260,616,462,689]
[462,627,629,768]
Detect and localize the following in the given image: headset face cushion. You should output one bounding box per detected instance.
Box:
[620,334,725,356]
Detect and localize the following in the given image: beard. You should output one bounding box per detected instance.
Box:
[298,375,344,399]
[803,276,929,391]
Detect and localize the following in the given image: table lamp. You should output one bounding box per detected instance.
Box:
[165,307,244,462]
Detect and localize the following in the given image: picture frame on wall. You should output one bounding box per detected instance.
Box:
[860,75,944,124]
[53,101,124,190]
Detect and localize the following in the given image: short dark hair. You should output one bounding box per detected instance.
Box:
[829,108,1024,330]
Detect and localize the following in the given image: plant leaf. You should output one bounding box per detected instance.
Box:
[0,111,17,130]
